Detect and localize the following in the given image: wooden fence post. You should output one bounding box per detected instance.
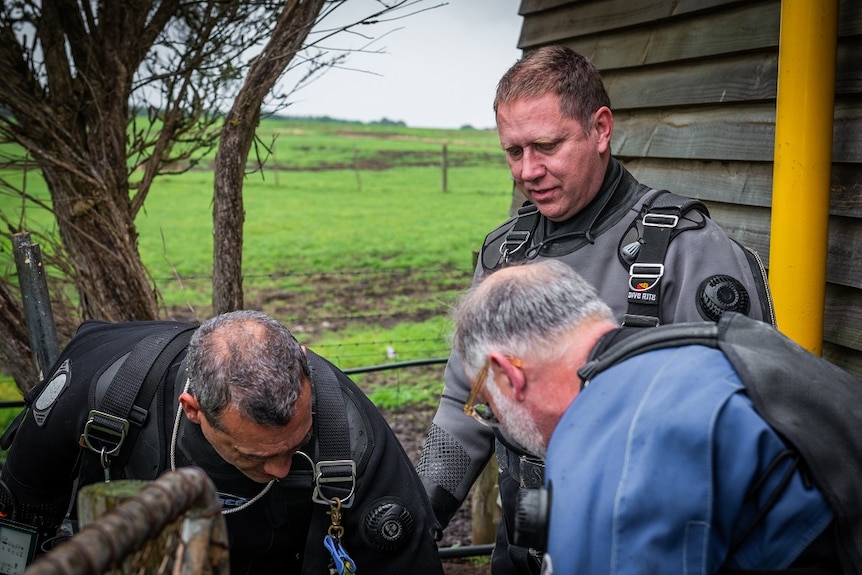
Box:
[468,247,501,544]
[442,144,448,192]
[471,455,500,545]
[24,468,229,575]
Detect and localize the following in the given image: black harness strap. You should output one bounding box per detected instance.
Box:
[309,353,351,464]
[622,190,707,327]
[503,192,709,328]
[81,325,196,474]
[502,203,540,264]
[302,352,357,575]
[578,321,720,383]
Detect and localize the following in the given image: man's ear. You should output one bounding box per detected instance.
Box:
[489,352,527,401]
[592,106,613,153]
[179,392,203,424]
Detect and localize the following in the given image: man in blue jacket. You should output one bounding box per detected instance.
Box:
[418,45,775,575]
[449,260,838,574]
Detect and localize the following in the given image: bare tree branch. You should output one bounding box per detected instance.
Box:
[0,0,440,392]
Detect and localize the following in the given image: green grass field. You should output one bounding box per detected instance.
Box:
[0,116,514,413]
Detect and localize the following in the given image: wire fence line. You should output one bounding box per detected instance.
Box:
[151,267,467,282]
[1,265,463,400]
[152,265,470,370]
[315,338,451,367]
[0,358,452,411]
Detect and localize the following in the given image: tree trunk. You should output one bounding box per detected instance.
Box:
[0,281,37,390]
[212,0,326,314]
[46,168,160,322]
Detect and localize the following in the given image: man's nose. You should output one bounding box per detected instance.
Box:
[519,149,546,182]
[263,455,293,479]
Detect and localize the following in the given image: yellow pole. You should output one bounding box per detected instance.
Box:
[768,0,838,354]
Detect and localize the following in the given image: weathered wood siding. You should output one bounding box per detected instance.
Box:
[516,0,862,376]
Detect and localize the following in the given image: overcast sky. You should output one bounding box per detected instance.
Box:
[278,0,524,130]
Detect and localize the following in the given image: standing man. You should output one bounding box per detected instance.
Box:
[417,45,775,574]
[450,260,839,574]
[1,310,444,575]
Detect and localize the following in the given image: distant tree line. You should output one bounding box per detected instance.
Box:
[273,114,481,130]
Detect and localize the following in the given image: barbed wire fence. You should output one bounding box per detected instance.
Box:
[157,266,465,344]
[148,265,472,398]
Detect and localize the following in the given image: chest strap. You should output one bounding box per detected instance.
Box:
[622,190,707,327]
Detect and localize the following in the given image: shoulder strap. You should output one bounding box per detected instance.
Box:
[307,352,352,465]
[81,325,196,476]
[622,190,708,327]
[501,203,540,264]
[302,352,358,575]
[577,321,719,383]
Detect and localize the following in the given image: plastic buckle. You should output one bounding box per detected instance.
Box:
[642,213,679,228]
[313,460,357,508]
[81,410,129,457]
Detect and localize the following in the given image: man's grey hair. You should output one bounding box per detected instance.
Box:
[186,310,310,431]
[452,260,614,376]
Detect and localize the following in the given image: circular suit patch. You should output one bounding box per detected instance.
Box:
[33,359,71,427]
[696,274,750,321]
[360,497,414,551]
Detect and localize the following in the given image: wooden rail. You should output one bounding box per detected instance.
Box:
[24,467,229,575]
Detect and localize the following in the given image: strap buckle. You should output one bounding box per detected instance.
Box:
[515,455,545,488]
[621,314,661,328]
[80,410,129,457]
[628,263,665,291]
[642,213,679,228]
[312,459,357,508]
[500,230,530,260]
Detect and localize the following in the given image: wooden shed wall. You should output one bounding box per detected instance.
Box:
[515,0,862,376]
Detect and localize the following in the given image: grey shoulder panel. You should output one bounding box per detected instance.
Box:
[480,216,518,272]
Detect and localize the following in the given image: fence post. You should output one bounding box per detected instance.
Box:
[469,247,501,543]
[25,468,229,575]
[441,144,448,193]
[471,455,500,544]
[12,232,59,380]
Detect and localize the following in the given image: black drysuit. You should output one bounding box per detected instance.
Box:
[1,319,444,574]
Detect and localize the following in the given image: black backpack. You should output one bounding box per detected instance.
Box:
[578,312,862,574]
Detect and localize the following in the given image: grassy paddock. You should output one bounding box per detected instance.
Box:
[1,117,513,409]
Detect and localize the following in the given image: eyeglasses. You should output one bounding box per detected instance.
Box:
[462,357,521,428]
